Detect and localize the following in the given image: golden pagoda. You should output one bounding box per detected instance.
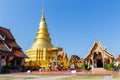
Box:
[25,8,63,69]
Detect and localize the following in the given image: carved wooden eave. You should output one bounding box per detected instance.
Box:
[0,26,27,58]
[0,35,5,41]
[104,50,114,59]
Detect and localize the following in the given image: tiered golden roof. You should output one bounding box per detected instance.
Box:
[30,10,53,50]
[25,8,64,69]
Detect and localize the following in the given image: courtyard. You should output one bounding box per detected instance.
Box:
[0,73,120,80]
[0,70,120,80]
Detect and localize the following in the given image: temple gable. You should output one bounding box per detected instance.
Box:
[84,41,114,68]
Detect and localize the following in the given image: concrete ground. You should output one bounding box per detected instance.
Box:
[0,70,120,80]
[0,74,120,80]
[0,74,70,80]
[11,70,117,75]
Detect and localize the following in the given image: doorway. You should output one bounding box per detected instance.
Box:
[93,52,103,68]
[97,59,103,67]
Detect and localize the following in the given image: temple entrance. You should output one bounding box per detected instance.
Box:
[84,41,114,70]
[93,52,103,68]
[97,59,103,67]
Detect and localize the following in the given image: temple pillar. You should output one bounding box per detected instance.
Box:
[92,52,94,68]
[102,51,104,67]
[43,48,46,60]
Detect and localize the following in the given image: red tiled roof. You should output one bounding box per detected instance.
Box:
[6,41,21,49]
[0,27,15,40]
[0,41,10,52]
[0,43,4,48]
[116,55,120,61]
[79,59,83,63]
[0,26,27,58]
[12,50,27,58]
[0,27,21,49]
[58,51,67,61]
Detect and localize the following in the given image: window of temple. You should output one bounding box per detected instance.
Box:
[106,58,110,64]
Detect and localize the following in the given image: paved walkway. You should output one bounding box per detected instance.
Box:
[0,70,119,80]
[0,74,70,80]
[0,74,120,80]
[11,70,116,75]
[103,75,113,80]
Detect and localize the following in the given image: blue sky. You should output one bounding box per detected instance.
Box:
[0,0,120,58]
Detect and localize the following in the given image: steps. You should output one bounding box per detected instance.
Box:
[92,68,107,72]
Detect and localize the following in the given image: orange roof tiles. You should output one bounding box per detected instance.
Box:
[116,55,120,61]
[12,50,25,57]
[0,26,27,58]
[6,41,21,49]
[11,50,28,58]
[0,43,4,48]
[0,27,15,40]
[58,51,67,61]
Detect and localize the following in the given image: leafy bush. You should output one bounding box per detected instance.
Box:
[104,62,114,70]
[118,64,120,69]
[1,66,9,73]
[109,62,114,68]
[104,63,108,69]
[82,62,88,70]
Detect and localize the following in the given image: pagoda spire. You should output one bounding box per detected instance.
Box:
[39,4,47,28]
[29,5,53,50]
[41,4,45,19]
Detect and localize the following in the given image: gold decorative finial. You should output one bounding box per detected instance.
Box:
[42,3,44,12]
[41,3,45,19]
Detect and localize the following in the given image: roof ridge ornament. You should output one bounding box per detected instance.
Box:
[41,3,45,19]
[39,3,47,28]
[42,3,44,12]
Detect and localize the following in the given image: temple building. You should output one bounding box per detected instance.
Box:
[25,9,65,69]
[0,27,27,72]
[115,55,120,65]
[58,51,67,62]
[84,41,114,69]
